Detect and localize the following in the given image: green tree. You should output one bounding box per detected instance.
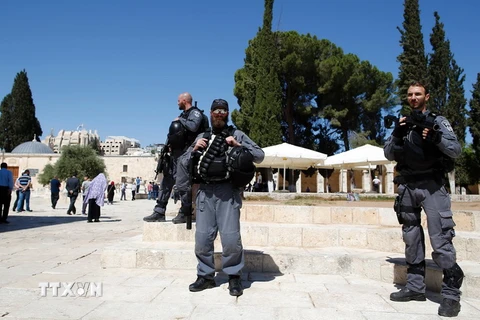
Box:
[54,145,106,181]
[454,146,480,188]
[233,0,282,147]
[469,73,480,179]
[0,94,14,152]
[88,136,102,154]
[37,163,56,186]
[317,54,395,150]
[397,0,428,114]
[250,0,283,147]
[445,58,467,145]
[427,11,450,114]
[9,70,43,147]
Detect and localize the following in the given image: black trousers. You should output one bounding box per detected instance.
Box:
[0,186,11,221]
[87,198,100,221]
[51,192,59,209]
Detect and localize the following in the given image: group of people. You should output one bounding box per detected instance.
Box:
[143,93,265,297]
[49,173,116,223]
[0,168,34,224]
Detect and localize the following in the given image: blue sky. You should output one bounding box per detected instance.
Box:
[1,0,479,147]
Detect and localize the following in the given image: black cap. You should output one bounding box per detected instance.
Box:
[211,99,229,111]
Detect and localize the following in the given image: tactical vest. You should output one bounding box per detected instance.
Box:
[179,107,210,149]
[193,127,234,184]
[395,121,453,177]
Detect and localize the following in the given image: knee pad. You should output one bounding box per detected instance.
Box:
[443,263,464,289]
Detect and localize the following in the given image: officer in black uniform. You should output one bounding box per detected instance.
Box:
[384,81,464,317]
[143,92,208,223]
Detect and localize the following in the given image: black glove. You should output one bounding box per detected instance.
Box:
[392,123,407,138]
[425,129,442,144]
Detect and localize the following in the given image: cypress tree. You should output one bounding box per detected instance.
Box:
[9,70,43,147]
[250,0,282,147]
[0,94,14,152]
[427,12,450,114]
[397,0,428,114]
[469,73,480,169]
[445,58,467,144]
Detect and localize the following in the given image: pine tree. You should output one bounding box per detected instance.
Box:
[9,70,43,147]
[397,0,428,114]
[427,11,450,114]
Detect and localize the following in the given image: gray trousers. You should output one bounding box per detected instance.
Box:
[397,180,460,300]
[195,182,244,279]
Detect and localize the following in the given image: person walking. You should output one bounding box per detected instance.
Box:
[384,81,464,317]
[186,98,264,296]
[107,181,116,204]
[83,173,107,223]
[50,176,61,209]
[81,176,91,215]
[65,172,80,215]
[0,163,14,224]
[120,182,127,200]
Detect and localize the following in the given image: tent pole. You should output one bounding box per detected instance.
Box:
[283,162,286,191]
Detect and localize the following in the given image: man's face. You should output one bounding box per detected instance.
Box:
[407,85,429,111]
[178,95,186,110]
[210,108,228,129]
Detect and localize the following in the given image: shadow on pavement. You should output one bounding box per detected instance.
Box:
[0,214,121,233]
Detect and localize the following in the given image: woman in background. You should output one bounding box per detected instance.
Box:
[83,173,107,223]
[107,181,116,204]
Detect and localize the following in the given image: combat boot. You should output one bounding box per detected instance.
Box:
[438,298,461,317]
[143,212,166,222]
[172,212,186,224]
[390,287,426,302]
[189,276,215,292]
[228,275,243,297]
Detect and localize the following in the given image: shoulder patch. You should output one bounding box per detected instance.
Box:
[192,110,201,118]
[441,120,453,132]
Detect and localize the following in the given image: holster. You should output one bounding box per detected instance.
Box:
[394,195,403,225]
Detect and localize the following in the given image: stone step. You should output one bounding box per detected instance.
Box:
[143,221,480,262]
[101,235,480,299]
[241,204,480,232]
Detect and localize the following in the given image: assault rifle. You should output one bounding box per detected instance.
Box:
[384,110,439,132]
[155,137,170,180]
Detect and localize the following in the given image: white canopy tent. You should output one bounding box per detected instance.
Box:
[319,144,395,193]
[258,143,328,191]
[321,144,394,168]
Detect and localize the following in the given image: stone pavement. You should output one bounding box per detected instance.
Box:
[1,195,479,319]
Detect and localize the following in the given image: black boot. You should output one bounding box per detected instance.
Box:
[189,276,215,292]
[438,298,461,317]
[143,212,166,222]
[390,287,426,302]
[228,275,243,297]
[172,212,186,224]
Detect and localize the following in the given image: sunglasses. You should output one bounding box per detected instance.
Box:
[212,109,228,115]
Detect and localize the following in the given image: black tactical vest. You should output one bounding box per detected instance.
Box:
[193,126,235,184]
[179,107,210,149]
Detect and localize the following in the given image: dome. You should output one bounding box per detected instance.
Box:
[12,140,54,154]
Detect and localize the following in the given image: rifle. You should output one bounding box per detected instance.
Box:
[155,137,170,180]
[384,110,439,132]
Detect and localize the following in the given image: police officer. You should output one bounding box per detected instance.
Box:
[143,92,208,223]
[187,98,264,297]
[384,81,463,317]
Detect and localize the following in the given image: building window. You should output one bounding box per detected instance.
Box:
[123,165,128,172]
